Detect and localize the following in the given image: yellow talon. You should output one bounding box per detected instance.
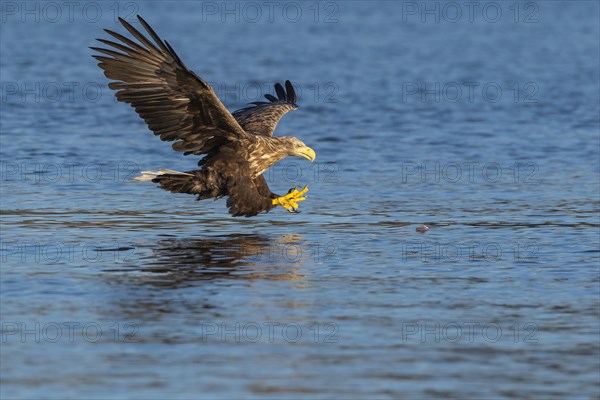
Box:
[272,186,309,212]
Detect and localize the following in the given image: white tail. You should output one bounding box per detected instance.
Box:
[132,169,193,182]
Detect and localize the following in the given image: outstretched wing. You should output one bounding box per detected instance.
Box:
[91,16,248,156]
[232,81,298,137]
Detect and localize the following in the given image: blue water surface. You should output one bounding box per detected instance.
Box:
[1,1,599,399]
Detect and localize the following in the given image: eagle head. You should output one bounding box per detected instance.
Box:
[281,137,316,162]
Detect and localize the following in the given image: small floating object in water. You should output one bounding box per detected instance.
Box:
[416,225,429,233]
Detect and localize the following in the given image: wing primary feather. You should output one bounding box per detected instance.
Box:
[92,55,120,63]
[118,17,161,53]
[96,38,138,55]
[264,94,278,102]
[103,28,152,55]
[163,40,183,64]
[285,80,296,104]
[136,15,171,53]
[90,46,129,58]
[274,82,286,101]
[163,39,210,90]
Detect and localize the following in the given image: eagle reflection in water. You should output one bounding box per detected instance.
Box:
[129,234,306,286]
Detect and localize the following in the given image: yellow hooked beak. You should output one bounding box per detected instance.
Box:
[295,146,316,162]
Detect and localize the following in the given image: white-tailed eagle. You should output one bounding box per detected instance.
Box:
[92,16,316,217]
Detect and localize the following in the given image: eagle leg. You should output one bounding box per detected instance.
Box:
[272,186,308,213]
